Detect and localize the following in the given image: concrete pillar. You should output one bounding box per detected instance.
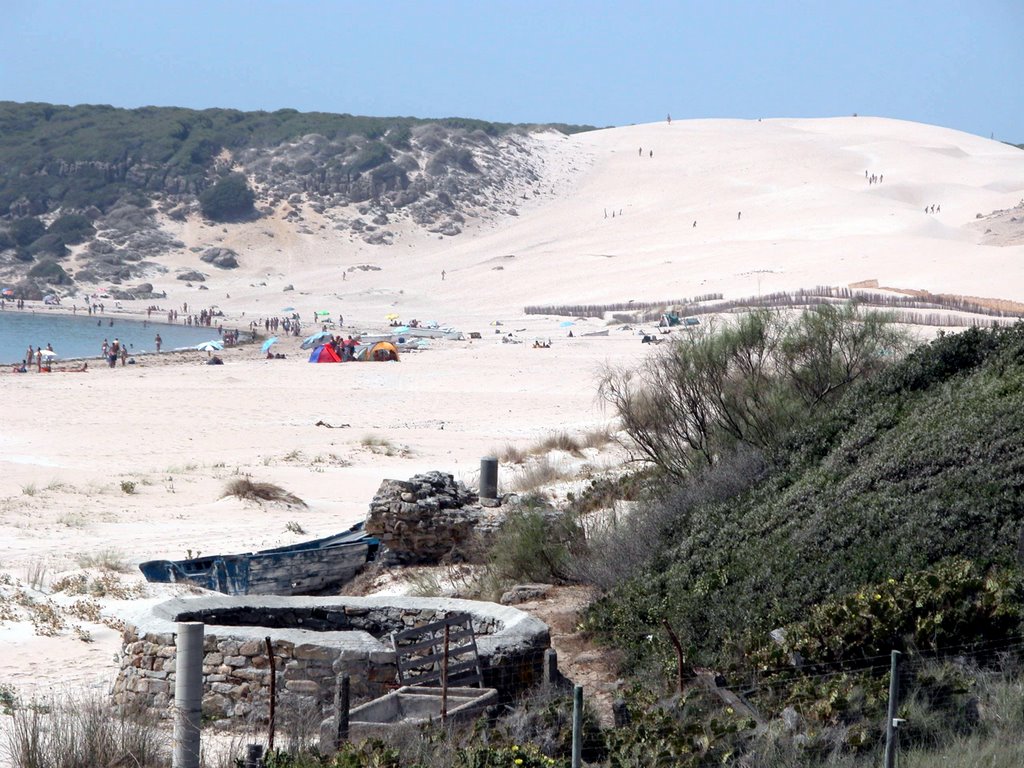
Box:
[173,622,204,768]
[571,684,583,768]
[543,647,559,686]
[480,457,498,499]
[245,744,263,768]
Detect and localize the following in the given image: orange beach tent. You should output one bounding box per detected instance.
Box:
[365,341,400,362]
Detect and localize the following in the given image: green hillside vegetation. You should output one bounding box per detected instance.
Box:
[0,101,594,217]
[588,321,1024,661]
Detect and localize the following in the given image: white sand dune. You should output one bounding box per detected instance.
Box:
[0,116,1022,708]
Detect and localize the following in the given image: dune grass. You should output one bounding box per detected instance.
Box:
[494,425,616,467]
[74,549,130,573]
[222,478,307,507]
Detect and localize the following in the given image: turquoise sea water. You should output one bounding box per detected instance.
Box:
[0,309,228,363]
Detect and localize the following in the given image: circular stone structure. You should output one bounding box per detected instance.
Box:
[114,595,551,724]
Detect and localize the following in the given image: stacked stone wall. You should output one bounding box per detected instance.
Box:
[114,626,396,722]
[365,471,504,565]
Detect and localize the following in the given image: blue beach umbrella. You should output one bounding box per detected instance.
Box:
[261,336,279,353]
[301,330,333,350]
[559,321,575,328]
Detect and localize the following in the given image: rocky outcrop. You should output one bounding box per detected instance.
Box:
[365,472,502,565]
[199,247,239,269]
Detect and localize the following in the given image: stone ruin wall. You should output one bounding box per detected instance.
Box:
[114,597,550,725]
[365,471,504,566]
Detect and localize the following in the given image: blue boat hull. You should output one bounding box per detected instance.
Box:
[139,524,379,596]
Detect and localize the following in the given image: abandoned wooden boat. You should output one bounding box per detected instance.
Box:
[138,523,379,596]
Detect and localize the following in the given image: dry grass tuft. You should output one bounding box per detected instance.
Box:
[539,431,584,456]
[495,443,527,464]
[360,434,412,457]
[581,425,616,450]
[5,692,171,767]
[222,478,307,507]
[495,426,615,467]
[513,456,570,492]
[74,549,130,573]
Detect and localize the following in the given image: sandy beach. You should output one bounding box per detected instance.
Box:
[1,116,1023,710]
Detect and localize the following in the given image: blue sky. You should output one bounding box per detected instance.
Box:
[3,1,1022,140]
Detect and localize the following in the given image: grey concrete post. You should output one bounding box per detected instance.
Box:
[334,673,350,747]
[172,621,204,768]
[884,650,902,768]
[480,457,498,499]
[245,744,263,768]
[612,698,631,728]
[543,647,559,686]
[571,684,583,768]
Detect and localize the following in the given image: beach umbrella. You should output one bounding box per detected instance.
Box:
[559,321,575,328]
[281,307,295,312]
[39,349,57,358]
[1,288,13,298]
[195,341,224,352]
[261,337,279,353]
[300,330,333,350]
[385,313,400,321]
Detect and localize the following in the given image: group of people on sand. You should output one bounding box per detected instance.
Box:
[253,314,303,337]
[866,170,885,184]
[185,308,218,327]
[21,344,54,372]
[1,298,27,310]
[101,338,129,368]
[924,204,942,214]
[329,335,359,362]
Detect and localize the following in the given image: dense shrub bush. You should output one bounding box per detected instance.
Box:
[348,141,391,174]
[27,233,68,258]
[47,213,95,244]
[26,259,69,283]
[370,162,408,189]
[198,173,255,220]
[427,146,478,175]
[488,503,584,585]
[9,216,45,246]
[750,559,1024,670]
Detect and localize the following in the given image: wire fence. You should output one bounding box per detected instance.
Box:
[7,617,1022,767]
[524,285,1024,329]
